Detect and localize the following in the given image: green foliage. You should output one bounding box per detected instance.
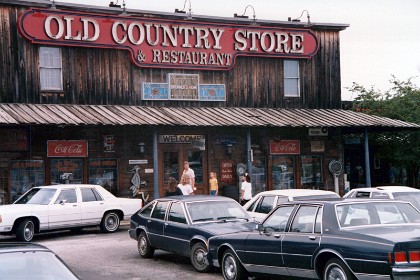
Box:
[348,77,420,187]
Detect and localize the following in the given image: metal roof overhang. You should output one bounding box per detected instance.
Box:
[0,103,418,132]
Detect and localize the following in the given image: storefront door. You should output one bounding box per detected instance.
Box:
[159,144,207,197]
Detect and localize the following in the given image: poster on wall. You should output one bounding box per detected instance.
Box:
[220,159,236,184]
[0,128,28,151]
[103,135,115,153]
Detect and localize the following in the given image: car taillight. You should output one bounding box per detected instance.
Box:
[409,251,420,263]
[389,251,420,264]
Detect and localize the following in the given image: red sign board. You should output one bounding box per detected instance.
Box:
[269,140,300,155]
[18,8,319,70]
[219,159,236,184]
[47,140,88,157]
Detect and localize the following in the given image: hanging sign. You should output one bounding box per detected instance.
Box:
[47,140,88,157]
[18,8,319,70]
[220,159,236,184]
[269,140,300,155]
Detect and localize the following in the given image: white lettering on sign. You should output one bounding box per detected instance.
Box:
[159,135,205,144]
[54,144,83,154]
[45,15,100,41]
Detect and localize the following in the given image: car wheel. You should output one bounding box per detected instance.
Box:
[16,219,35,242]
[100,212,120,233]
[324,258,352,280]
[190,242,211,272]
[222,249,248,280]
[137,231,154,258]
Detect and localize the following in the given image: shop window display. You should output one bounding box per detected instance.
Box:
[89,158,118,195]
[271,155,295,189]
[301,155,322,188]
[9,160,45,203]
[50,159,83,185]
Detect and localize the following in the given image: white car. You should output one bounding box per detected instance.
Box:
[343,186,420,210]
[0,184,143,241]
[244,189,340,221]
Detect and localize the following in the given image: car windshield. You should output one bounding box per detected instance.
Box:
[187,201,250,223]
[0,251,78,279]
[336,201,420,227]
[393,192,420,210]
[14,188,57,205]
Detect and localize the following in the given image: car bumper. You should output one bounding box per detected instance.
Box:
[128,228,137,240]
[393,267,420,280]
[0,225,13,233]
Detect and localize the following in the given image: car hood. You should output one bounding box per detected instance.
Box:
[194,220,257,235]
[342,224,420,243]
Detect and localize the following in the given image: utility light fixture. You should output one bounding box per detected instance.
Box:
[234,5,256,23]
[174,0,193,20]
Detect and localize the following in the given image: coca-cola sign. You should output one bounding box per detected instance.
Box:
[269,140,300,155]
[47,140,88,157]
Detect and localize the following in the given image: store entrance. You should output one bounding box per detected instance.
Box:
[158,144,207,197]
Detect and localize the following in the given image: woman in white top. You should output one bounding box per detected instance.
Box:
[240,173,252,205]
[178,173,194,195]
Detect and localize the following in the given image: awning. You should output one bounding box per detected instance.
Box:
[0,103,418,131]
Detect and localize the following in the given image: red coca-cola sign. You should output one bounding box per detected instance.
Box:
[269,140,300,155]
[47,140,88,157]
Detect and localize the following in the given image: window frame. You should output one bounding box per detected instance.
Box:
[283,60,300,98]
[39,46,63,91]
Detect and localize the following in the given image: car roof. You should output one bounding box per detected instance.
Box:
[0,242,51,253]
[253,189,339,197]
[348,186,420,193]
[155,195,236,202]
[280,198,413,206]
[34,184,102,189]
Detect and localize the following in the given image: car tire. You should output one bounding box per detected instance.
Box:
[137,231,154,258]
[16,218,35,242]
[222,249,248,280]
[324,258,353,280]
[100,212,120,233]
[190,242,211,272]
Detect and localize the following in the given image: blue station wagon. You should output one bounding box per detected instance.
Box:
[128,195,256,272]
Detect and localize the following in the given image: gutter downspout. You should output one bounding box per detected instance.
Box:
[153,128,159,198]
[364,129,371,187]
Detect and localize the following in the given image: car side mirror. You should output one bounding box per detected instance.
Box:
[256,223,265,232]
[59,199,68,205]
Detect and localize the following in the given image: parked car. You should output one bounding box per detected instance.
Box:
[0,184,143,241]
[0,242,80,279]
[243,189,340,221]
[205,199,420,280]
[128,195,256,272]
[343,186,420,209]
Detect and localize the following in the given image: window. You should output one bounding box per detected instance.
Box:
[290,205,318,233]
[139,203,155,218]
[301,155,322,188]
[151,201,169,220]
[55,189,77,204]
[263,205,294,232]
[81,188,103,202]
[39,47,62,90]
[255,196,276,214]
[168,202,187,224]
[271,155,295,190]
[284,60,300,97]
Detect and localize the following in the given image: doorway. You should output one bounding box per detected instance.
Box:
[159,144,207,197]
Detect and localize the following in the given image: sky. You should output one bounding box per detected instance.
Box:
[56,0,420,100]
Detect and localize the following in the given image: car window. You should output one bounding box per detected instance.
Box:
[354,192,371,198]
[276,196,289,205]
[81,188,103,202]
[255,196,276,214]
[151,201,169,220]
[290,205,318,233]
[168,202,187,224]
[337,203,371,227]
[393,192,420,210]
[187,201,249,223]
[246,197,260,212]
[315,207,322,233]
[55,189,77,204]
[14,188,56,205]
[371,192,390,199]
[139,202,154,218]
[263,205,294,232]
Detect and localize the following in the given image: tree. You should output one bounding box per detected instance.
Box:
[349,77,420,187]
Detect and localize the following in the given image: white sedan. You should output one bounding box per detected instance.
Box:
[244,189,340,221]
[0,184,143,241]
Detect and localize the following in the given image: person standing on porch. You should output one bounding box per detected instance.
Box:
[240,173,252,206]
[183,161,196,190]
[178,173,194,195]
[209,171,219,196]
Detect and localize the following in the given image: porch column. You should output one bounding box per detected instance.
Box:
[364,129,372,187]
[247,129,252,177]
[153,128,159,198]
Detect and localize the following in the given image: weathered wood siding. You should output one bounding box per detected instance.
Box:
[0,5,342,109]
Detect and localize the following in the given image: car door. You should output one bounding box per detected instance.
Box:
[48,188,82,229]
[243,205,295,276]
[147,201,170,248]
[281,204,321,279]
[80,187,107,225]
[163,202,190,255]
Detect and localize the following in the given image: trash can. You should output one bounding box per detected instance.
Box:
[222,185,239,202]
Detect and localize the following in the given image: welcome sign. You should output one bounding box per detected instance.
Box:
[18,8,319,70]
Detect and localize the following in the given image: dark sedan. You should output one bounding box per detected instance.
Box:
[128,195,256,272]
[0,242,80,279]
[205,199,420,280]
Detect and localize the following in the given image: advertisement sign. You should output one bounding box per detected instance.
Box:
[269,140,300,155]
[0,128,28,151]
[220,159,236,184]
[18,8,319,70]
[47,140,88,157]
[159,135,205,144]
